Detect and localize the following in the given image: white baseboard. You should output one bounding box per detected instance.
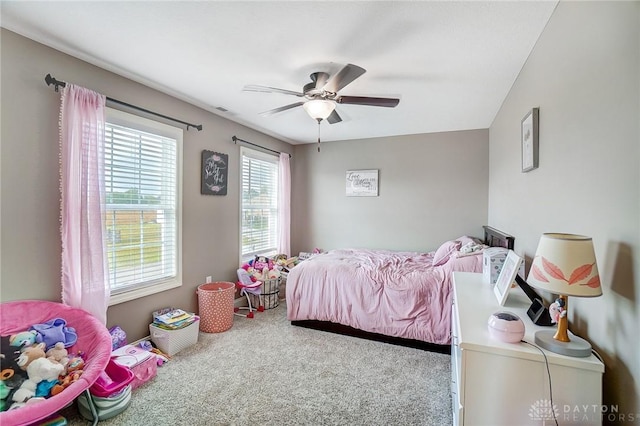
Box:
[129,335,150,345]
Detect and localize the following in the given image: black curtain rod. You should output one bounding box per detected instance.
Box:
[45,74,203,131]
[232,136,291,158]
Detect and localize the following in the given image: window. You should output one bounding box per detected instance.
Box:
[240,147,279,261]
[105,108,183,305]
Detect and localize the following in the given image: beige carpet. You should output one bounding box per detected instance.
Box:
[61,302,453,425]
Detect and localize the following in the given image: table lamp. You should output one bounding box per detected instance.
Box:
[527,233,602,357]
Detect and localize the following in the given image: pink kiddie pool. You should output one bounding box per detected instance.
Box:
[0,300,112,426]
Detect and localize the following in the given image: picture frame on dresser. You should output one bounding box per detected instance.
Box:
[494,250,522,306]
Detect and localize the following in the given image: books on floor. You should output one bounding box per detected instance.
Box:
[152,308,198,330]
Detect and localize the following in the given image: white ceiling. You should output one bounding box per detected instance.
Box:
[1,1,558,145]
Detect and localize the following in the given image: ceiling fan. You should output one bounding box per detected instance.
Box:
[243,63,400,125]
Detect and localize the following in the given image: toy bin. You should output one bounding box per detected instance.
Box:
[149,318,200,356]
[78,358,134,421]
[77,384,132,422]
[249,277,281,309]
[89,358,135,398]
[197,282,235,333]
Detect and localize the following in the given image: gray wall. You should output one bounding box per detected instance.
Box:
[489,1,639,415]
[0,29,293,340]
[291,130,489,254]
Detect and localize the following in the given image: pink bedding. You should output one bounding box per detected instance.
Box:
[0,300,112,426]
[286,248,483,345]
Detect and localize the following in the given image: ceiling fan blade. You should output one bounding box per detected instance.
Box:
[327,109,342,124]
[259,102,305,116]
[322,64,366,93]
[337,95,400,108]
[243,84,304,97]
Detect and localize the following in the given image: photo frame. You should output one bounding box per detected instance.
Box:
[521,107,539,172]
[201,150,228,195]
[494,250,523,306]
[346,169,379,197]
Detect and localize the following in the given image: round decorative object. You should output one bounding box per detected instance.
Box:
[487,311,525,343]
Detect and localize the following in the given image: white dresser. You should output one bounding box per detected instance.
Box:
[451,272,604,426]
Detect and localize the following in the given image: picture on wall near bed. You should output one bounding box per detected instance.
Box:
[201,150,228,195]
[346,169,378,197]
[521,107,539,172]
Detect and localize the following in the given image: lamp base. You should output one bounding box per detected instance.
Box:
[534,329,593,357]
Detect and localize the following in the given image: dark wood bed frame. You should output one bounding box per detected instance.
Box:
[290,226,515,354]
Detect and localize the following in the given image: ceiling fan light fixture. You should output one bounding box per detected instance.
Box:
[303,99,336,120]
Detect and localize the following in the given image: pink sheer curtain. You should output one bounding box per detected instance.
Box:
[278,153,291,256]
[59,84,110,324]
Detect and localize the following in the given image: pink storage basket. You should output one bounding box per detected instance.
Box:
[197,282,235,333]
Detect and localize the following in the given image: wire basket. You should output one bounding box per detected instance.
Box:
[249,277,281,309]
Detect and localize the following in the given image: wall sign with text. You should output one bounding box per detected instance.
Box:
[201,150,228,195]
[346,169,378,197]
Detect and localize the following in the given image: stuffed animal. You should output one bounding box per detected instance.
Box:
[46,342,69,369]
[0,380,10,411]
[267,268,281,280]
[50,369,83,396]
[12,358,64,403]
[252,255,273,272]
[12,343,64,404]
[9,331,38,351]
[65,356,84,374]
[16,343,46,371]
[1,336,26,411]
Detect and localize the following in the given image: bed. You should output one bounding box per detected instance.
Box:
[286,226,514,352]
[0,300,112,426]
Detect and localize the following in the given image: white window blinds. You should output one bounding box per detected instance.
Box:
[104,112,180,295]
[241,148,279,258]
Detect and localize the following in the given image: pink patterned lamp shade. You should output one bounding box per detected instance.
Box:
[527,233,602,297]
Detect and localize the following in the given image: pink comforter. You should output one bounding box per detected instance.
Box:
[286,248,482,345]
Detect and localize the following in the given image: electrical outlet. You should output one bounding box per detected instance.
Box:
[206,276,212,283]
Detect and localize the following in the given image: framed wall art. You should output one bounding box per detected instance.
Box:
[521,107,539,173]
[346,169,378,197]
[201,150,228,195]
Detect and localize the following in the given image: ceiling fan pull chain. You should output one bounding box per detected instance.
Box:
[317,118,322,152]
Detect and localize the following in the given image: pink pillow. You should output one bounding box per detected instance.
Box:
[432,240,462,267]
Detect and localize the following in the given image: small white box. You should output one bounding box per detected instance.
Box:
[149,319,199,356]
[483,247,508,285]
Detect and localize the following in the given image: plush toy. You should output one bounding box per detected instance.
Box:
[51,369,83,396]
[267,268,281,280]
[252,255,273,272]
[16,343,46,371]
[12,343,64,403]
[273,254,287,263]
[65,356,84,374]
[46,342,69,369]
[12,358,64,403]
[1,336,26,411]
[9,331,38,351]
[0,381,10,411]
